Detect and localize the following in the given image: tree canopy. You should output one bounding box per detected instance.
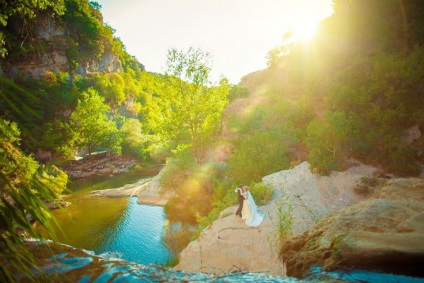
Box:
[159,47,230,164]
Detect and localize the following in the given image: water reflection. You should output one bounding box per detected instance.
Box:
[40,195,171,265]
[98,197,171,264]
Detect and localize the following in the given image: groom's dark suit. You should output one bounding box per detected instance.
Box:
[235,187,244,217]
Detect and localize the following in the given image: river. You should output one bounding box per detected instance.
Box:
[38,165,172,265]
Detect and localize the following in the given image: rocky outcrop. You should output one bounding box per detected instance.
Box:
[2,17,122,79]
[262,161,375,236]
[280,178,424,278]
[135,174,175,205]
[76,51,122,76]
[6,51,69,79]
[89,171,175,206]
[64,155,137,179]
[175,162,375,276]
[175,205,286,275]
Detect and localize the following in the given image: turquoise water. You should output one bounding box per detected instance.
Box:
[41,196,172,265]
[21,242,424,283]
[39,166,172,266]
[96,197,171,265]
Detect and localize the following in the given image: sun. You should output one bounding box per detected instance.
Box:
[291,20,318,42]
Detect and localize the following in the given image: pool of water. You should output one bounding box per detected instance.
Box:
[42,195,171,265]
[39,166,172,265]
[97,197,172,265]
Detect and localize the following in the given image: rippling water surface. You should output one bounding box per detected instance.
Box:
[98,197,171,264]
[42,196,171,265]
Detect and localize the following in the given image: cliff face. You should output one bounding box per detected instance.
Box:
[175,161,376,276]
[280,178,424,278]
[2,17,122,79]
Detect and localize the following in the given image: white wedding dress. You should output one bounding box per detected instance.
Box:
[241,191,264,227]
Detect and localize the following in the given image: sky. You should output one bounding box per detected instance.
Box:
[96,0,334,84]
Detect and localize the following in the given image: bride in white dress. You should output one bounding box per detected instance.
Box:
[241,186,264,227]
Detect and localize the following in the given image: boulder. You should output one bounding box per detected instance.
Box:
[280,178,424,278]
[175,206,285,275]
[262,161,375,235]
[175,161,375,276]
[135,174,175,206]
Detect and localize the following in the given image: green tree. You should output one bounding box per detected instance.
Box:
[120,118,147,160]
[161,47,230,164]
[227,130,291,183]
[306,111,359,174]
[228,85,249,101]
[0,118,64,282]
[70,88,119,156]
[40,120,76,159]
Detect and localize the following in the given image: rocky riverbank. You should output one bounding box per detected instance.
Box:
[62,155,137,179]
[89,173,175,206]
[280,177,424,278]
[175,161,376,276]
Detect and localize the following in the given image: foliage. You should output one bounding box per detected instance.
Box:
[0,118,61,282]
[273,196,294,246]
[38,165,68,195]
[0,0,65,58]
[95,72,127,111]
[160,47,230,164]
[120,118,148,160]
[354,175,383,195]
[265,31,295,66]
[305,111,359,174]
[161,149,214,224]
[62,0,107,65]
[192,179,236,237]
[40,120,76,160]
[259,0,424,176]
[163,224,192,267]
[249,182,274,206]
[227,130,291,184]
[159,147,197,192]
[323,50,424,175]
[228,85,249,101]
[70,88,120,156]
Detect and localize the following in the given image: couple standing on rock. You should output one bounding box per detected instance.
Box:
[235,185,264,227]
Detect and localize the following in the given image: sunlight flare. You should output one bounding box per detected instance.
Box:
[291,20,318,41]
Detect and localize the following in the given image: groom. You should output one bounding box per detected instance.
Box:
[235,185,244,218]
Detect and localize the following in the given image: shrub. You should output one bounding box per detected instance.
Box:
[354,176,382,195]
[227,130,291,183]
[163,224,192,267]
[308,149,339,175]
[158,149,197,193]
[249,182,274,206]
[228,85,249,101]
[385,144,421,177]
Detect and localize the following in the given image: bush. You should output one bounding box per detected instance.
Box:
[228,85,249,101]
[38,165,68,195]
[158,149,197,193]
[308,149,339,175]
[249,182,274,206]
[227,130,291,183]
[163,225,192,257]
[385,145,421,177]
[354,176,382,195]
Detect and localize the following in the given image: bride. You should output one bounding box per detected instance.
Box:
[241,186,264,227]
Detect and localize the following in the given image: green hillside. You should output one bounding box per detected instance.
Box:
[1,0,423,280]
